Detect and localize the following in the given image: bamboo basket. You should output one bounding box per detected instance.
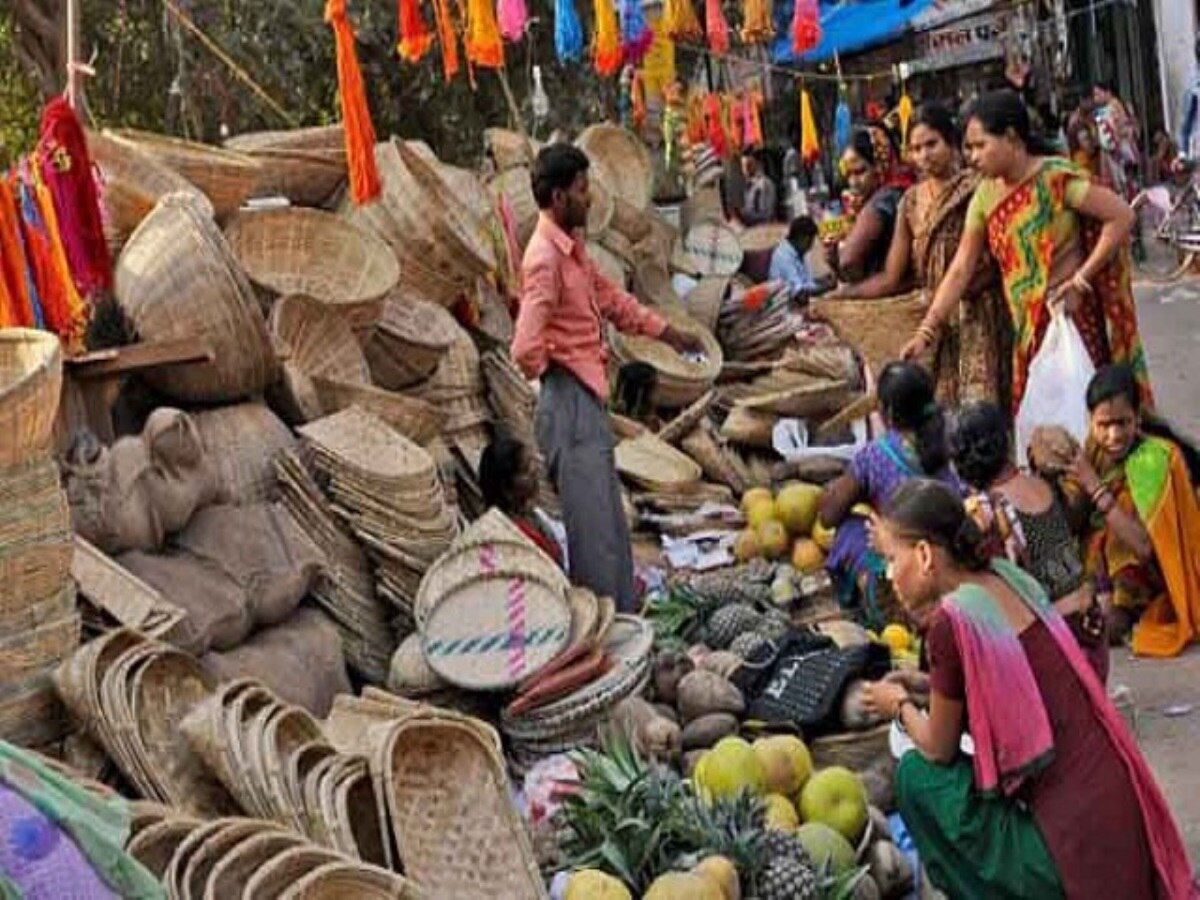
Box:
[372,716,546,899]
[586,167,616,237]
[203,829,308,900]
[486,167,538,250]
[243,845,345,900]
[0,330,63,470]
[682,221,744,276]
[181,818,277,900]
[243,150,346,208]
[808,290,932,374]
[270,295,370,424]
[109,129,260,222]
[0,665,72,748]
[0,456,73,615]
[310,378,445,446]
[226,126,345,155]
[0,613,80,684]
[577,124,653,210]
[280,860,419,900]
[115,193,277,403]
[87,130,210,252]
[162,817,231,899]
[225,208,399,308]
[127,816,203,880]
[485,128,539,171]
[362,295,458,388]
[192,403,297,504]
[615,433,704,491]
[810,724,895,780]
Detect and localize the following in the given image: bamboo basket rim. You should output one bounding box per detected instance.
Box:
[577,124,653,211]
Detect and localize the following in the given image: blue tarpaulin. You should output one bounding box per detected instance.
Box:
[771,0,938,65]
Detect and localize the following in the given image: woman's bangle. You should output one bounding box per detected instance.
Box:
[915,321,939,344]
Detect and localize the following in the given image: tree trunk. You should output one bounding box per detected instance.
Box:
[11,0,65,99]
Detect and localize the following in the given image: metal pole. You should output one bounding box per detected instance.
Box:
[66,0,79,108]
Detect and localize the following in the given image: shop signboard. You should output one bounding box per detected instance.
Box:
[910,4,1011,73]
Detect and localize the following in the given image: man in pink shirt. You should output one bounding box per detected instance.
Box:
[511,144,701,610]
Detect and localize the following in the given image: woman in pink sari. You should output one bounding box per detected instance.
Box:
[863,480,1195,899]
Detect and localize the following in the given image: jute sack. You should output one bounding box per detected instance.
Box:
[118,550,252,655]
[63,433,164,555]
[200,607,351,717]
[140,408,225,532]
[174,503,323,627]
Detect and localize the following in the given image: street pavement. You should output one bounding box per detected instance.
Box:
[1109,276,1200,866]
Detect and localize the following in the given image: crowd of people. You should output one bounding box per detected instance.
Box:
[505,84,1200,897]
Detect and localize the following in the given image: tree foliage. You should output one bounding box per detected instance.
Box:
[5,0,621,166]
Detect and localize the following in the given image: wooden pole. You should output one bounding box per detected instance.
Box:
[65,0,79,108]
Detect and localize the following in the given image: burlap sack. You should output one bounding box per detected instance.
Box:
[174,503,323,627]
[200,607,351,717]
[119,549,252,654]
[141,408,226,533]
[63,434,165,555]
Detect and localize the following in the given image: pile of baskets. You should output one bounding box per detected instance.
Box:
[126,806,415,900]
[717,280,795,362]
[362,294,459,390]
[412,510,572,692]
[298,407,459,662]
[609,309,723,409]
[114,192,278,404]
[0,330,80,749]
[403,322,492,465]
[225,124,347,208]
[501,614,653,772]
[274,449,393,683]
[52,630,238,816]
[181,679,391,868]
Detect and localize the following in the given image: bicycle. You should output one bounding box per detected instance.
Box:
[1131,162,1200,283]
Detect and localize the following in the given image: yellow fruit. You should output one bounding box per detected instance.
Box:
[757,520,790,559]
[799,767,869,843]
[733,528,762,562]
[752,734,814,797]
[694,737,767,802]
[763,793,800,831]
[850,503,873,518]
[565,869,632,900]
[881,624,913,653]
[811,518,837,552]
[741,487,774,516]
[775,482,822,536]
[644,872,724,900]
[791,537,825,574]
[746,497,778,531]
[692,856,741,900]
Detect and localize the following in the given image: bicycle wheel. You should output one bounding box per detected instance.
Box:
[1132,188,1196,282]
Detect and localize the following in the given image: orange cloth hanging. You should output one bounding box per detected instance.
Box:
[631,72,647,130]
[739,0,773,44]
[398,0,435,61]
[663,0,702,41]
[705,0,729,54]
[466,0,504,68]
[30,170,87,351]
[326,0,381,205]
[800,86,820,166]
[0,183,35,329]
[725,94,743,150]
[432,0,461,78]
[745,89,763,147]
[593,0,623,76]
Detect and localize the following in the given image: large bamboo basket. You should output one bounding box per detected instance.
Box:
[577,124,654,210]
[808,290,932,374]
[225,207,400,309]
[115,193,277,403]
[87,130,211,252]
[244,150,347,208]
[226,126,345,155]
[110,129,261,222]
[0,329,62,469]
[269,294,370,424]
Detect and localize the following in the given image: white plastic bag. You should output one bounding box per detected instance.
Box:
[1014,307,1095,467]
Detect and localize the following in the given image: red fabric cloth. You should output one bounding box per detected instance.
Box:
[511,215,667,402]
[927,610,1169,899]
[513,517,563,568]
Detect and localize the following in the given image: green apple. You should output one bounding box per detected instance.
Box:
[798,766,868,843]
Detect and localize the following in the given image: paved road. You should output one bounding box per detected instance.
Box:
[1110,277,1200,865]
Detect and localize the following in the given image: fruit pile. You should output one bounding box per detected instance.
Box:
[558,736,916,900]
[735,483,834,573]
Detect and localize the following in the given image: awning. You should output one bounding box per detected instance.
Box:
[771,0,939,65]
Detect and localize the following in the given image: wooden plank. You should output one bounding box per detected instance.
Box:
[67,340,214,380]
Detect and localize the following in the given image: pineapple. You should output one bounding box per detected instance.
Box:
[757,611,791,642]
[688,561,776,608]
[760,829,811,865]
[758,855,820,900]
[730,631,772,660]
[646,586,716,648]
[705,603,764,649]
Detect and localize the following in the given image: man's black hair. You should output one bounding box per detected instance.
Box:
[531,143,590,209]
[787,216,818,245]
